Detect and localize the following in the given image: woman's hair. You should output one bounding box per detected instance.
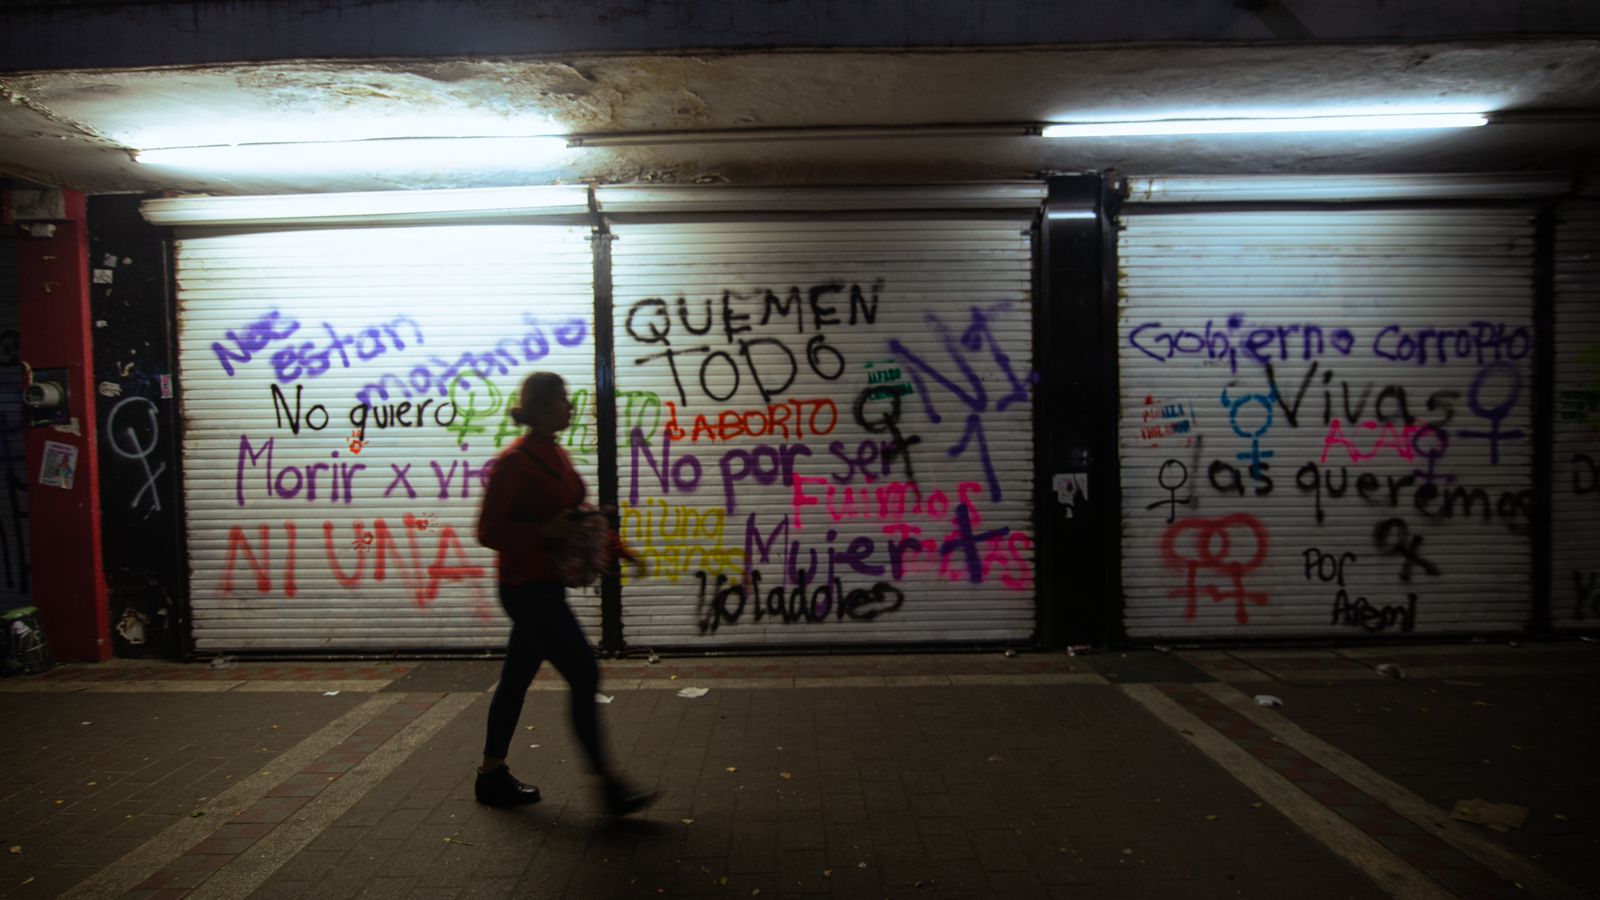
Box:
[512,372,566,427]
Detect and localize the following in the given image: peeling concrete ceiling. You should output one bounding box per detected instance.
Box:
[3,41,1598,195]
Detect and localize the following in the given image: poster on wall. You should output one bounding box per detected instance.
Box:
[39,440,77,489]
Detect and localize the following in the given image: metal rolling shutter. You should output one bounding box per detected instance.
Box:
[153,189,597,651]
[1552,203,1600,630]
[0,236,27,609]
[1118,208,1535,639]
[603,188,1040,647]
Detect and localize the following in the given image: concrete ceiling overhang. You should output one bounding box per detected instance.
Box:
[3,40,1599,194]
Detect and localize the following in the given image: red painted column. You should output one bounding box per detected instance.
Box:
[14,191,109,662]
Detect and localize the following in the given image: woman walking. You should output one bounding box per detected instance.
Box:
[474,371,654,816]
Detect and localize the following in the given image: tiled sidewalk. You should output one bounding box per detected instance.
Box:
[0,643,1594,899]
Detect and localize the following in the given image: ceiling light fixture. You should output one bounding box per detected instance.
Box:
[1041,112,1488,138]
[135,135,572,170]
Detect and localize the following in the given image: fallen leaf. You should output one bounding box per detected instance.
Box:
[190,811,205,818]
[1555,814,1569,821]
[53,800,63,806]
[719,876,728,886]
[779,772,792,780]
[986,755,1002,763]
[8,845,19,854]
[751,890,760,896]
[87,781,96,786]
[726,767,737,773]
[681,818,695,825]
[670,675,680,680]
[857,862,867,868]
[1250,802,1263,809]
[1205,815,1218,821]
[1121,848,1133,855]
[529,744,541,749]
[1451,798,1529,833]
[595,694,614,704]
[80,721,92,726]
[823,869,832,879]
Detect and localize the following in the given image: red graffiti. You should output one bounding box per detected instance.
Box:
[664,398,838,443]
[1159,514,1270,623]
[222,516,486,608]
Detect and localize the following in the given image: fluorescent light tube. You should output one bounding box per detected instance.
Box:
[1041,113,1488,138]
[136,136,572,170]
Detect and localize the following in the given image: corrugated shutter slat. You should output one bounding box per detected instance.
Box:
[1118,209,1535,639]
[177,224,598,651]
[610,218,1038,647]
[1551,203,1600,630]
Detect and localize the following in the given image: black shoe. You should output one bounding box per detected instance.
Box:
[475,766,542,807]
[603,778,657,817]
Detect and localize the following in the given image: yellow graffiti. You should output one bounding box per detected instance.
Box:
[621,499,741,583]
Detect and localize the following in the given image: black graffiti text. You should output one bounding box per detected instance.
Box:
[1331,590,1417,632]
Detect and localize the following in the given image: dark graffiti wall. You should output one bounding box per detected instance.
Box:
[89,196,185,656]
[0,234,28,612]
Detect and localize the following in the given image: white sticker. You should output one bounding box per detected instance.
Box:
[1052,473,1089,519]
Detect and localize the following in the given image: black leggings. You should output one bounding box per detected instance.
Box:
[482,581,610,776]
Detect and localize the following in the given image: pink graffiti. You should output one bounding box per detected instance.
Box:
[792,476,1033,591]
[1320,420,1424,464]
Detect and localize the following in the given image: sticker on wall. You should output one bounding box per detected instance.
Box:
[1053,473,1089,519]
[159,375,173,399]
[39,440,78,490]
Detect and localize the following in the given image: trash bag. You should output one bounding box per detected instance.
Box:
[0,606,55,676]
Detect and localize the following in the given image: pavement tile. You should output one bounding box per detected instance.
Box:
[245,878,315,900]
[967,828,1032,871]
[4,652,1591,900]
[776,848,830,894]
